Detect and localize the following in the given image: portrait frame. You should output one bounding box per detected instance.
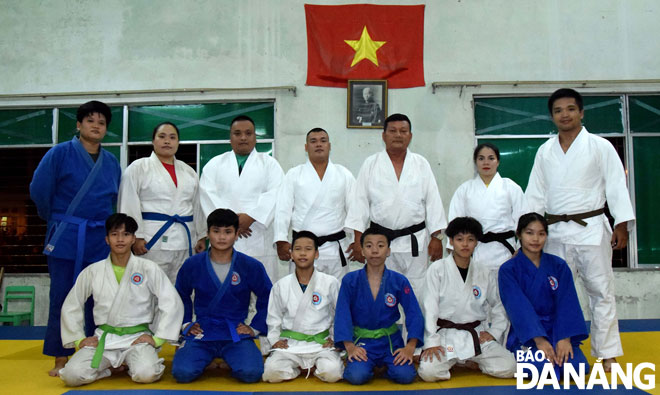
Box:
[347,80,388,129]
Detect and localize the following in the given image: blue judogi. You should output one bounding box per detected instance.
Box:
[499,251,589,377]
[334,267,424,385]
[30,137,121,357]
[172,249,272,383]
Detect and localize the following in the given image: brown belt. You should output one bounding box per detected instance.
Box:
[436,318,482,356]
[545,208,605,227]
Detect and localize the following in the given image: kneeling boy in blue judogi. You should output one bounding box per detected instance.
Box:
[334,227,424,385]
[59,213,184,386]
[171,208,272,383]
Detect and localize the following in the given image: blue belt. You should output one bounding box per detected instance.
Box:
[49,213,106,279]
[141,212,194,256]
[183,318,243,343]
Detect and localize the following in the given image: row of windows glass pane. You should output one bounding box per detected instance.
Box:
[475,96,624,136]
[0,109,53,145]
[128,102,275,142]
[629,96,660,134]
[633,136,660,265]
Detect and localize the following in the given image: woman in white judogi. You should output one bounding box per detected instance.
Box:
[118,122,206,283]
[448,143,527,274]
[263,232,343,382]
[59,214,184,386]
[418,217,515,382]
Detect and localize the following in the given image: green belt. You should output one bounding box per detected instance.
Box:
[91,323,151,368]
[280,329,330,345]
[353,323,399,354]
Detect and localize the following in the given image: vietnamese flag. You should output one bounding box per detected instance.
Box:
[305,4,425,89]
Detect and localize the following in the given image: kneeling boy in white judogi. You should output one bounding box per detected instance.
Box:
[263,231,343,382]
[418,217,515,381]
[59,213,184,386]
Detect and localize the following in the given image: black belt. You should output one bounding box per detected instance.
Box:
[436,318,482,356]
[481,231,516,255]
[293,230,347,267]
[545,208,605,227]
[370,221,426,257]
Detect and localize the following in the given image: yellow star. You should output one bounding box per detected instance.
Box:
[344,26,386,67]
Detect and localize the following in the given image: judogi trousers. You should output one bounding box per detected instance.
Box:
[142,249,189,284]
[172,338,263,383]
[418,340,516,381]
[44,256,95,357]
[544,232,622,359]
[263,349,343,383]
[59,343,163,386]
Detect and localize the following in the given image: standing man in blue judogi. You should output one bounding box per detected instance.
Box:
[30,100,122,376]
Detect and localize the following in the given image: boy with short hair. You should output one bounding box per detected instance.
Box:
[171,208,272,383]
[59,213,184,386]
[334,227,424,385]
[418,217,515,382]
[263,230,343,383]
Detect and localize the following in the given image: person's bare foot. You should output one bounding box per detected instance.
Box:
[463,360,480,370]
[109,365,126,374]
[603,357,617,372]
[48,356,68,377]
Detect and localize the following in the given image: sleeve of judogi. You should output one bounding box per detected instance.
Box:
[422,159,447,235]
[266,282,284,346]
[333,276,355,348]
[485,270,508,342]
[328,277,340,340]
[508,179,529,230]
[61,266,94,348]
[498,261,547,345]
[29,147,60,221]
[400,276,424,347]
[248,260,273,334]
[148,263,185,342]
[448,183,467,223]
[525,149,547,216]
[600,141,635,228]
[273,170,295,244]
[192,174,207,240]
[344,161,371,233]
[551,258,588,344]
[175,258,195,325]
[199,159,221,219]
[421,262,443,349]
[342,168,357,227]
[247,157,284,227]
[117,162,147,239]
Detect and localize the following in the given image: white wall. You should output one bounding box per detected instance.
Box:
[1,0,659,319]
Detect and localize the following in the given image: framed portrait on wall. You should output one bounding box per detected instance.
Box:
[347,80,387,129]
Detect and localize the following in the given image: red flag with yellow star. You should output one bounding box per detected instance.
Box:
[305,4,425,88]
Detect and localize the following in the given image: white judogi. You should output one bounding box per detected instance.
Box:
[200,148,284,280]
[263,270,343,383]
[448,173,527,272]
[274,160,356,279]
[418,255,515,381]
[525,127,635,359]
[59,255,184,386]
[345,149,447,294]
[118,152,206,283]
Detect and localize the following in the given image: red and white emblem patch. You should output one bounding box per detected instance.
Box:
[231,272,241,285]
[131,273,143,285]
[384,293,397,307]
